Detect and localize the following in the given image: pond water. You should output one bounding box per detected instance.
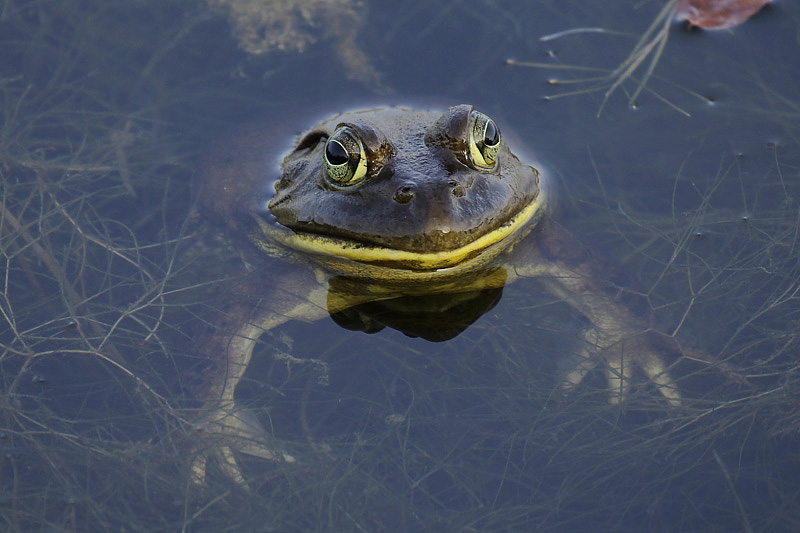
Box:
[1,0,799,531]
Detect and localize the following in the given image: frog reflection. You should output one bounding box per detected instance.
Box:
[327,269,506,342]
[192,105,683,484]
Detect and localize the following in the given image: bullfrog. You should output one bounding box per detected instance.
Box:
[191,104,684,484]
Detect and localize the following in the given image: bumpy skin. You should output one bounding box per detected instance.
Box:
[191,105,683,485]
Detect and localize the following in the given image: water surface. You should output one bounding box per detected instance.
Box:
[1,1,798,530]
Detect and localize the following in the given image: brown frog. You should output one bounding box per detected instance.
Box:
[191,104,685,484]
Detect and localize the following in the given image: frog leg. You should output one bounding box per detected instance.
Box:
[190,274,330,485]
[508,220,681,406]
[190,269,414,486]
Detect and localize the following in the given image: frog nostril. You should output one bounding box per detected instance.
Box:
[394,185,415,204]
[450,179,466,198]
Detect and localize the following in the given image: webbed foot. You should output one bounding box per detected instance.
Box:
[561,327,682,407]
[190,402,295,486]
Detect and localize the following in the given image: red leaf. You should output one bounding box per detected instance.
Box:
[676,0,771,30]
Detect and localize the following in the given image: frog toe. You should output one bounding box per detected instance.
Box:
[604,353,632,404]
[635,350,681,407]
[560,350,601,393]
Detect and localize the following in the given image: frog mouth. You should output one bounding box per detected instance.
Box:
[254,192,545,272]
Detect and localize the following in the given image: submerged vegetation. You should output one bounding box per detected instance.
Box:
[0,0,798,531]
[508,0,773,116]
[206,0,384,89]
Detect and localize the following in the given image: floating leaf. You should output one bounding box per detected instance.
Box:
[676,0,771,30]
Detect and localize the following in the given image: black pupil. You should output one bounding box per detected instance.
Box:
[483,121,499,147]
[326,139,350,166]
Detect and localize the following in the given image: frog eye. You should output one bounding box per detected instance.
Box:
[468,111,501,169]
[323,127,368,186]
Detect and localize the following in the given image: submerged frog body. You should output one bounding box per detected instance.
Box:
[192,105,684,484]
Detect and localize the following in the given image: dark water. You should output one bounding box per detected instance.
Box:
[1,1,799,530]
